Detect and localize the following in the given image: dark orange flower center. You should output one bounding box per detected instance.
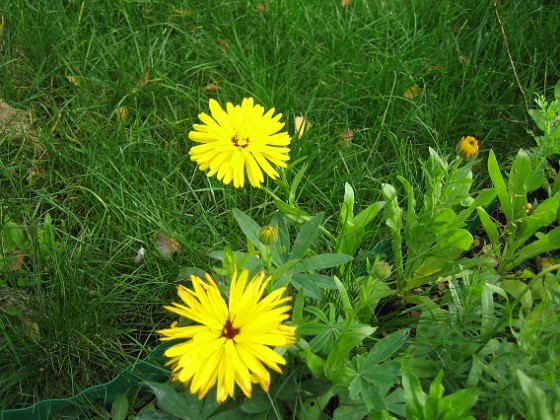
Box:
[221,319,240,339]
[232,134,250,148]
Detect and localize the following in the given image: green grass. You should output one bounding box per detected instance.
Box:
[1,0,559,414]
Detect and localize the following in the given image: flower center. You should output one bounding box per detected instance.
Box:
[221,319,240,339]
[231,134,250,149]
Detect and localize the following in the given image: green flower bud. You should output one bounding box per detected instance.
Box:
[258,225,278,246]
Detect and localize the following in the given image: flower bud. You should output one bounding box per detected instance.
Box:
[370,259,392,280]
[456,135,479,160]
[258,225,278,246]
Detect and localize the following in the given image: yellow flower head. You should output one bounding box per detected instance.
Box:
[188,98,291,188]
[158,270,296,403]
[456,135,479,160]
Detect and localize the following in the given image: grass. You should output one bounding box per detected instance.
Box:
[1,0,559,414]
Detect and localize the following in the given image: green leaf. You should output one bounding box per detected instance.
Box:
[476,206,499,245]
[326,322,376,374]
[241,388,269,414]
[337,200,385,256]
[555,79,560,101]
[439,388,479,419]
[232,209,260,249]
[292,273,338,289]
[366,329,409,365]
[480,284,495,337]
[289,163,308,205]
[1,220,26,250]
[292,253,353,273]
[513,226,560,267]
[501,279,533,310]
[436,229,473,251]
[425,370,445,419]
[488,150,511,221]
[290,213,323,260]
[274,199,310,224]
[144,381,196,419]
[110,392,129,420]
[513,193,560,250]
[401,368,427,419]
[517,370,553,420]
[340,182,355,224]
[508,149,532,220]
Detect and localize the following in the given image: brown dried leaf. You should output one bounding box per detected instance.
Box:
[295,115,312,140]
[427,64,442,72]
[8,250,25,272]
[173,9,193,16]
[0,99,32,136]
[340,128,354,146]
[403,86,419,99]
[156,230,180,260]
[115,106,130,123]
[133,246,145,264]
[256,3,269,12]
[203,83,221,92]
[217,38,229,53]
[135,71,151,90]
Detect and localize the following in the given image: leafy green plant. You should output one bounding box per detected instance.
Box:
[476,149,560,275]
[382,148,495,291]
[401,369,479,420]
[529,80,560,156]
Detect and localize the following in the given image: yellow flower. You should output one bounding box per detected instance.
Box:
[456,135,479,160]
[158,270,296,403]
[188,98,291,188]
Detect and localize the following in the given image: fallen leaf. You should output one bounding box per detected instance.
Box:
[133,246,145,264]
[203,83,220,92]
[341,0,352,6]
[21,317,41,341]
[66,75,81,86]
[115,106,130,123]
[217,38,228,53]
[135,71,150,90]
[0,99,32,136]
[8,250,25,272]
[403,86,419,99]
[340,128,354,146]
[295,115,311,140]
[173,9,193,16]
[156,230,180,260]
[255,3,269,12]
[427,64,442,72]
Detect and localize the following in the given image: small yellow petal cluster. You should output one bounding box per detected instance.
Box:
[258,225,279,246]
[158,270,296,403]
[188,98,291,188]
[456,135,479,160]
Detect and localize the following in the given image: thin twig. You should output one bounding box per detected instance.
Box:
[494,0,529,114]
